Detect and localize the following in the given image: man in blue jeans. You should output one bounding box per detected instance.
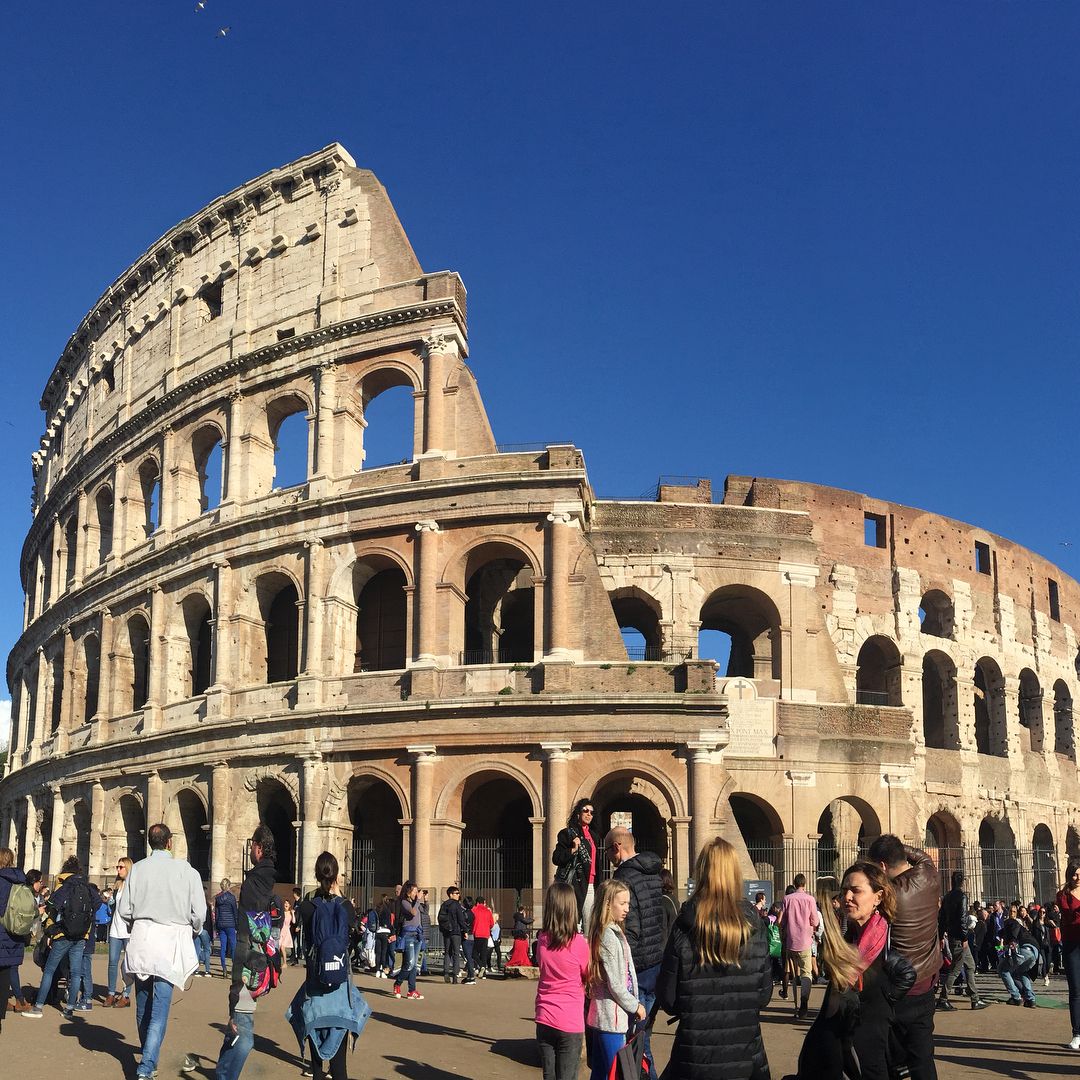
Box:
[117,823,205,1080]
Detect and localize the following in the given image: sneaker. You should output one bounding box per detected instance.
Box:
[180,1055,199,1074]
[21,1008,43,1019]
[75,1002,92,1012]
[1044,975,1051,987]
[1024,999,1038,1008]
[463,978,477,985]
[1068,1035,1080,1050]
[62,1008,74,1019]
[971,999,990,1011]
[1006,997,1022,1006]
[406,990,424,1000]
[937,999,957,1011]
[393,984,402,998]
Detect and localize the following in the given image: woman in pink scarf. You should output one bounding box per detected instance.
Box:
[785,862,915,1080]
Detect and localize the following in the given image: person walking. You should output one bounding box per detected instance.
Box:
[534,881,589,1080]
[438,886,467,984]
[606,826,665,1072]
[391,881,424,1001]
[657,837,773,1080]
[491,912,503,973]
[215,879,239,978]
[114,824,203,1080]
[194,889,214,977]
[106,857,134,1006]
[7,869,43,1013]
[286,851,368,1080]
[280,900,294,972]
[22,856,95,1020]
[552,798,599,928]
[586,879,645,1080]
[867,834,941,1080]
[937,872,989,1011]
[209,824,279,1080]
[787,865,915,1080]
[997,906,1041,1007]
[0,848,29,1033]
[778,874,820,1019]
[471,896,495,978]
[374,894,394,979]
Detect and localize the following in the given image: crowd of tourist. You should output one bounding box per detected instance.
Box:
[2,815,1080,1079]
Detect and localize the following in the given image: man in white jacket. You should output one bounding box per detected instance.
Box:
[118,823,204,1080]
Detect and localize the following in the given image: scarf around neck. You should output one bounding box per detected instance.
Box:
[852,910,888,973]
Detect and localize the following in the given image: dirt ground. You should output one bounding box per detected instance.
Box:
[2,954,1078,1078]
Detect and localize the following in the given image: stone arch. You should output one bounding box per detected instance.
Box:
[817,796,881,882]
[353,557,408,672]
[609,586,663,661]
[925,808,963,891]
[855,635,903,706]
[1018,668,1044,753]
[178,589,214,697]
[356,363,420,470]
[919,589,954,639]
[114,611,151,714]
[250,774,299,885]
[174,786,210,880]
[190,420,226,516]
[242,765,301,809]
[81,630,101,725]
[347,774,405,898]
[325,546,415,599]
[322,765,411,824]
[458,769,536,894]
[112,789,146,862]
[90,481,114,568]
[698,584,782,681]
[979,814,1019,902]
[922,649,959,750]
[974,657,1008,757]
[1053,679,1074,758]
[457,539,541,665]
[132,453,162,540]
[448,533,544,584]
[1032,822,1057,904]
[255,570,303,684]
[435,758,542,822]
[357,360,422,400]
[72,798,92,875]
[572,758,687,821]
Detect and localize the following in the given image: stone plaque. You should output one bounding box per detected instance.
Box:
[721,679,776,758]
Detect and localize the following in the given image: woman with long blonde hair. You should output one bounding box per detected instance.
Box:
[790,861,915,1080]
[656,837,772,1079]
[586,878,645,1080]
[106,856,133,1007]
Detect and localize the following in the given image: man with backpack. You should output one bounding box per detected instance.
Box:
[21,855,95,1020]
[201,824,280,1080]
[116,824,204,1080]
[0,847,33,1031]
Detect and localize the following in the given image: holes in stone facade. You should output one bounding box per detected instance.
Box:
[918,590,953,638]
[201,280,223,320]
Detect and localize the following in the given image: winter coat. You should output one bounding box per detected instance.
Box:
[0,866,29,967]
[657,898,772,1080]
[215,889,239,931]
[228,856,278,1016]
[614,850,666,972]
[553,824,596,916]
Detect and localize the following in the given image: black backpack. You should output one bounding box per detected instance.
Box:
[437,901,454,935]
[56,879,94,940]
[306,896,350,988]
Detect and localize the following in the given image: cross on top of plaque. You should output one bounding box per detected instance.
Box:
[726,677,755,701]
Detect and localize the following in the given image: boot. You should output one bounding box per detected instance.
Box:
[797,977,812,1018]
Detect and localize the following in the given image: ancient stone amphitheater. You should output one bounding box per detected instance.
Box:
[2,144,1077,907]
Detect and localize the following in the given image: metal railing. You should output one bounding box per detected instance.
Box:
[495,442,570,453]
[623,645,664,661]
[855,690,892,706]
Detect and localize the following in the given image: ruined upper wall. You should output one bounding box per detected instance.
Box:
[33,144,465,507]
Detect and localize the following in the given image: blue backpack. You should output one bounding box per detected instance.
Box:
[307,896,350,988]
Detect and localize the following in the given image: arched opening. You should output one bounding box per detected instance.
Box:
[592,774,670,867]
[193,426,224,514]
[1054,680,1074,758]
[49,652,64,735]
[1032,824,1057,905]
[459,773,533,900]
[270,399,309,491]
[463,549,535,664]
[82,633,100,724]
[698,585,780,682]
[129,614,151,711]
[94,486,114,566]
[138,458,161,537]
[63,515,78,589]
[256,778,297,885]
[177,789,210,881]
[817,798,879,883]
[730,793,784,890]
[979,817,1018,903]
[182,594,214,696]
[354,563,407,672]
[41,525,53,609]
[919,590,954,639]
[1018,668,1044,753]
[40,803,54,876]
[925,811,963,896]
[1069,827,1080,864]
[119,793,146,861]
[609,588,662,661]
[359,377,415,469]
[922,650,958,749]
[73,799,92,875]
[347,777,404,901]
[974,658,1008,757]
[855,635,903,706]
[260,578,300,684]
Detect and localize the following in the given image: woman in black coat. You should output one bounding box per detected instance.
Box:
[657,838,772,1080]
[551,798,598,926]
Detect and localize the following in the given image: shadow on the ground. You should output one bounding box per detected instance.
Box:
[209,1020,306,1069]
[490,1037,538,1067]
[62,1014,140,1076]
[372,1008,495,1046]
[384,1056,463,1079]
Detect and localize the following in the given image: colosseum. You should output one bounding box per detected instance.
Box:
[2,143,1078,910]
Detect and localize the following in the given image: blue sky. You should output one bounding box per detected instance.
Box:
[2,2,1080,721]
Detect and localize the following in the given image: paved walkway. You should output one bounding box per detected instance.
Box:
[2,956,1078,1078]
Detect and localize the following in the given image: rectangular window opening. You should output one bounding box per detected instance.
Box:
[277,327,296,341]
[864,512,886,549]
[1049,578,1061,622]
[975,541,991,575]
[202,281,223,320]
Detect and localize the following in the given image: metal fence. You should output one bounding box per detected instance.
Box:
[746,841,1060,906]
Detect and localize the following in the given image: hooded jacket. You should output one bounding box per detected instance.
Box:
[613,850,665,971]
[656,898,772,1080]
[0,866,29,967]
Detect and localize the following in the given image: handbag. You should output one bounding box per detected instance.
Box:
[608,1003,658,1080]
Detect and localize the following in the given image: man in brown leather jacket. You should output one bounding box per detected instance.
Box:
[868,834,942,1080]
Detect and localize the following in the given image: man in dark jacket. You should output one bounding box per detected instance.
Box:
[607,827,665,1073]
[868,834,941,1080]
[206,824,278,1080]
[439,886,469,984]
[937,871,988,1011]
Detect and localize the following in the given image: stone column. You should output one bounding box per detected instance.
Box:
[25,795,40,870]
[413,522,440,666]
[545,512,574,659]
[687,738,723,864]
[210,762,231,887]
[422,335,454,456]
[145,772,164,854]
[313,361,338,481]
[158,425,176,533]
[223,391,245,504]
[530,816,546,907]
[33,648,48,759]
[146,585,167,730]
[72,488,88,588]
[298,753,323,896]
[303,538,327,677]
[57,625,75,748]
[95,610,115,741]
[48,784,65,879]
[541,743,572,878]
[408,746,437,887]
[89,779,106,880]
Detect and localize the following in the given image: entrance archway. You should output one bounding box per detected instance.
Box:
[979,817,1018,903]
[459,773,533,901]
[817,798,880,883]
[177,789,210,881]
[925,811,963,896]
[729,793,784,891]
[348,776,404,902]
[119,793,145,861]
[1033,824,1057,905]
[592,774,670,868]
[256,778,297,885]
[73,799,92,876]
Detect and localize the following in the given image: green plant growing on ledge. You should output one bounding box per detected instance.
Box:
[599,663,612,670]
[498,686,514,695]
[626,665,637,674]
